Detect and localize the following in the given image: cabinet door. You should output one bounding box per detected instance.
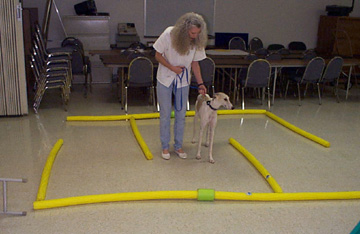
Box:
[316,16,337,56]
[335,17,360,56]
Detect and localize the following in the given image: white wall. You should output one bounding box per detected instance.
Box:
[23,0,360,49]
[215,0,360,48]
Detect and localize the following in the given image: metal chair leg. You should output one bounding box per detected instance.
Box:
[335,79,340,103]
[89,72,93,93]
[229,68,233,94]
[151,86,156,112]
[267,86,271,110]
[125,86,128,113]
[236,84,240,103]
[62,86,69,112]
[317,83,322,105]
[83,64,88,97]
[258,88,261,100]
[304,83,309,97]
[221,68,225,91]
[284,80,290,99]
[241,87,245,110]
[233,79,238,105]
[297,83,302,106]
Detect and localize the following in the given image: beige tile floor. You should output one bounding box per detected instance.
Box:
[1,83,360,234]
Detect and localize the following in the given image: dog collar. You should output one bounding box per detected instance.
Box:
[206,100,218,111]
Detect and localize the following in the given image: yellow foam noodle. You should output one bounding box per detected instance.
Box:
[218,109,266,115]
[215,191,360,201]
[186,109,265,117]
[265,111,330,148]
[229,138,283,193]
[33,191,198,210]
[132,113,160,119]
[67,113,160,122]
[66,109,266,122]
[185,111,195,117]
[33,190,360,210]
[67,115,130,121]
[129,117,153,160]
[36,139,64,201]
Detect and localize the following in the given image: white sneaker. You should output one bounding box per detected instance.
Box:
[161,151,170,160]
[175,150,187,159]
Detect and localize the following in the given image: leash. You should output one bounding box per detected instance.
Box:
[206,100,218,111]
[173,68,188,111]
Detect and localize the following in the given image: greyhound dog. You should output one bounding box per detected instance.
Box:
[191,92,234,163]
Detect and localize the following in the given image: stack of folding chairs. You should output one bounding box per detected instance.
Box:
[30,24,73,113]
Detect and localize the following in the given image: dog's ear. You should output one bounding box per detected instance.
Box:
[213,93,219,99]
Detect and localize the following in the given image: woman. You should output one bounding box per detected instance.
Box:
[153,12,208,160]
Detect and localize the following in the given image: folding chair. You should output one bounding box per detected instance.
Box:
[124,57,156,113]
[285,57,325,106]
[240,59,272,110]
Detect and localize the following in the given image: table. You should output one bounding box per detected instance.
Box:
[100,52,360,106]
[206,49,249,56]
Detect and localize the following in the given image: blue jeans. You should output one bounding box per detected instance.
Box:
[157,81,189,151]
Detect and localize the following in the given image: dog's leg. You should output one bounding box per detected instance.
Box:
[196,122,206,160]
[191,114,197,144]
[208,124,216,164]
[207,115,217,164]
[205,125,210,147]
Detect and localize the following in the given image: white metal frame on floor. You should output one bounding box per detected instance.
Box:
[0,177,27,216]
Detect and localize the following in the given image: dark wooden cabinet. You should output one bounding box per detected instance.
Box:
[316,15,360,57]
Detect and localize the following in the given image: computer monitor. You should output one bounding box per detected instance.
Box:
[215,32,249,49]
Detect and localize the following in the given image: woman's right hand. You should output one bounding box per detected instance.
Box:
[172,66,185,74]
[155,52,184,75]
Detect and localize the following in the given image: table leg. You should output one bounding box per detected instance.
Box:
[272,67,278,105]
[346,66,353,100]
[116,68,121,102]
[221,68,225,91]
[233,69,238,104]
[121,68,125,109]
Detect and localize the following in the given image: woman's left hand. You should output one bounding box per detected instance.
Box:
[198,84,207,95]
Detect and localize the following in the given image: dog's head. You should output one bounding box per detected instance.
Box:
[213,92,234,110]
